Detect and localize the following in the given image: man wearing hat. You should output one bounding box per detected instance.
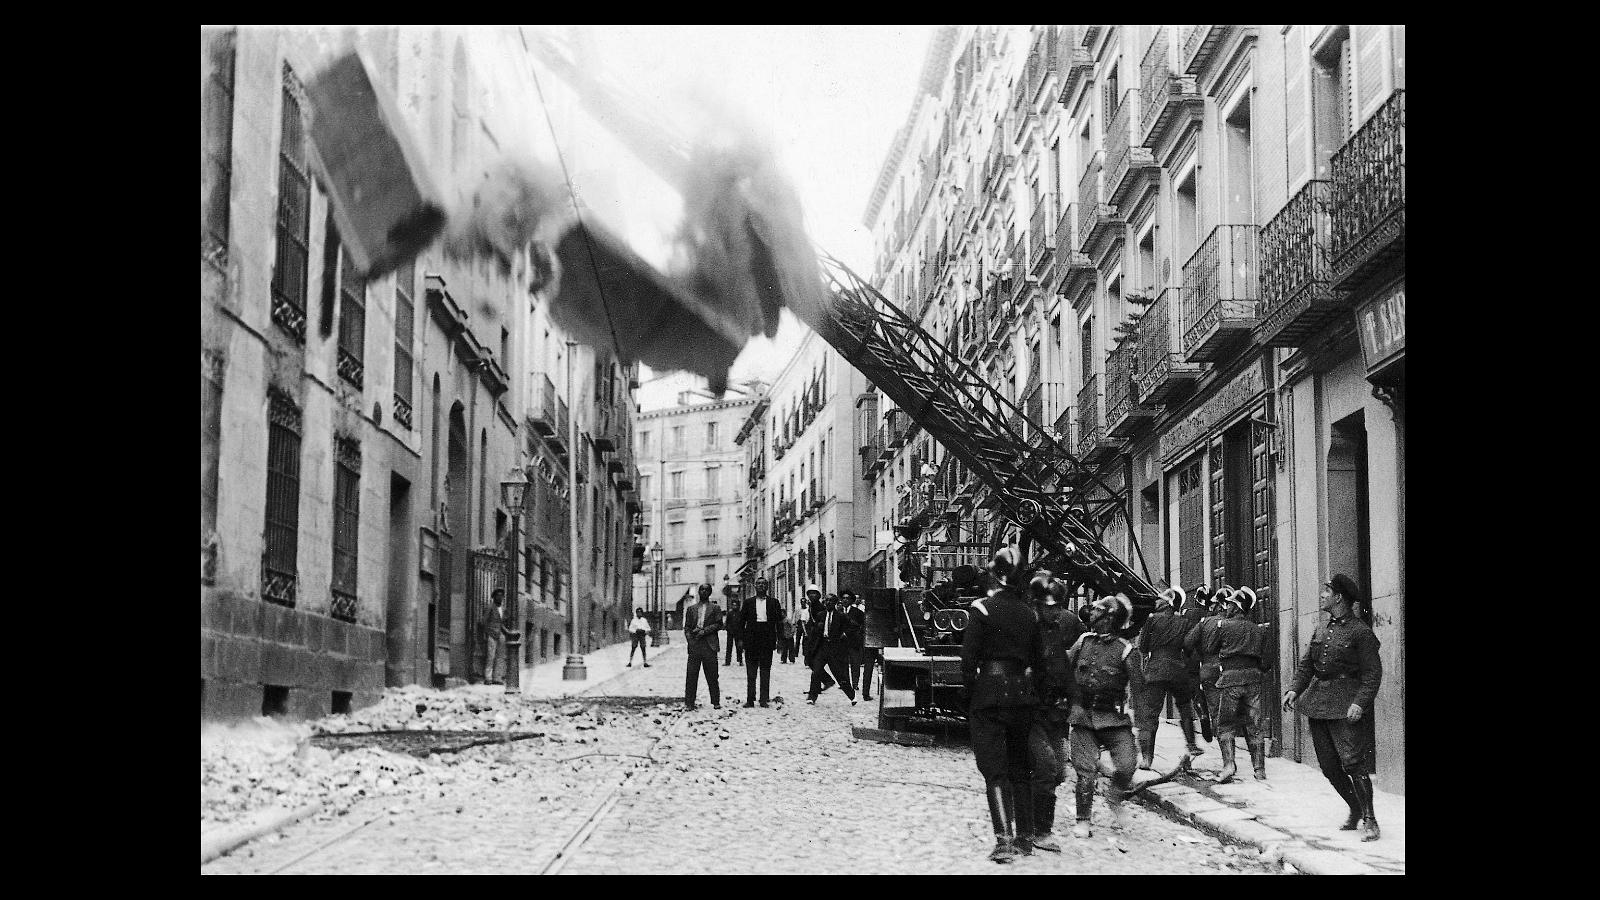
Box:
[1185,585,1231,742]
[1202,586,1271,783]
[740,577,784,707]
[1284,574,1383,841]
[1065,592,1143,839]
[960,548,1047,863]
[723,584,746,667]
[1133,586,1204,771]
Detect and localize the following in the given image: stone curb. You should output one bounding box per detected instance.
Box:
[201,802,325,865]
[1135,784,1379,875]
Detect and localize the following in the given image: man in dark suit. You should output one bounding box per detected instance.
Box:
[741,577,784,707]
[723,585,746,666]
[807,594,858,705]
[842,590,871,700]
[684,583,724,710]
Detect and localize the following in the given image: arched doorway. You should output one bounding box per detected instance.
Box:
[442,402,469,684]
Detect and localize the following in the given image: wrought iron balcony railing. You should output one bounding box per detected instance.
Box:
[1060,28,1096,102]
[1181,225,1261,362]
[1140,27,1203,147]
[1106,91,1159,206]
[1076,374,1117,462]
[1181,25,1230,75]
[1330,90,1405,292]
[1256,180,1347,347]
[1030,194,1059,277]
[1076,158,1122,253]
[1010,239,1034,304]
[1133,287,1202,405]
[1105,336,1155,439]
[392,393,413,431]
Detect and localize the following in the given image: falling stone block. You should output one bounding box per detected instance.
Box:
[304,50,447,280]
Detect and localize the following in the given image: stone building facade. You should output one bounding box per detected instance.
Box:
[201,26,640,720]
[861,25,1404,791]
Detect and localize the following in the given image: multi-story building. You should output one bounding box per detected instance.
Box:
[741,333,873,614]
[201,26,640,720]
[631,379,764,623]
[862,25,1404,792]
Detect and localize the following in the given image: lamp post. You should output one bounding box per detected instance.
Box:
[563,340,587,681]
[650,541,665,646]
[499,466,535,695]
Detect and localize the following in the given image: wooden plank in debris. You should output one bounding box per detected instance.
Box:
[305,50,447,279]
[851,726,894,743]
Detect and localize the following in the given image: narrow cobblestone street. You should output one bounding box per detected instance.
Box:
[205,644,1277,875]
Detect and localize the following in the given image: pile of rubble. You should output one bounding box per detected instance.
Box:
[202,687,677,830]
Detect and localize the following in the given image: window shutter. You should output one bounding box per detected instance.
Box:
[1284,26,1310,188]
[1390,25,1405,91]
[1354,25,1386,124]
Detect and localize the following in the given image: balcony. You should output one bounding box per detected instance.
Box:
[528,375,560,434]
[1009,240,1034,305]
[1077,159,1123,254]
[1181,25,1231,76]
[1059,28,1096,102]
[1181,225,1261,362]
[1076,375,1119,463]
[1105,336,1155,439]
[593,402,617,452]
[1105,91,1159,207]
[1140,27,1203,148]
[985,132,1016,193]
[392,393,413,430]
[858,433,882,480]
[1134,287,1203,404]
[1052,404,1076,451]
[1055,202,1096,299]
[1256,180,1349,347]
[1030,195,1059,278]
[885,409,911,451]
[810,479,824,509]
[1330,90,1405,293]
[1023,381,1067,441]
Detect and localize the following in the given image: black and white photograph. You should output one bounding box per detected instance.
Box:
[200,24,1405,875]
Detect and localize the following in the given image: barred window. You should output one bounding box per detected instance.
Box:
[336,244,367,388]
[393,261,415,429]
[331,437,361,622]
[202,28,236,265]
[263,390,303,606]
[271,66,311,342]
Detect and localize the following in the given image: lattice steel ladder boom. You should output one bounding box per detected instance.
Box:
[803,256,1159,614]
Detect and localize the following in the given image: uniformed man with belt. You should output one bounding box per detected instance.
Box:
[1284,574,1383,841]
[1019,571,1082,853]
[960,548,1047,864]
[1134,586,1203,770]
[1179,585,1213,742]
[1185,585,1231,742]
[1203,586,1271,783]
[1065,593,1144,839]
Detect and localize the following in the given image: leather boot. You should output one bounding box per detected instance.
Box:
[1011,778,1035,855]
[1137,731,1156,771]
[1029,792,1061,852]
[1180,717,1203,756]
[1351,774,1381,842]
[1071,784,1094,838]
[986,781,1017,863]
[1216,736,1238,784]
[1328,773,1361,829]
[1108,774,1134,830]
[1247,734,1267,780]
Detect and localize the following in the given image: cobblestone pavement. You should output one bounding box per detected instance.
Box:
[205,649,1277,875]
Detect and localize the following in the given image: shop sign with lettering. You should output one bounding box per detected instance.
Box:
[1357,281,1406,377]
[1159,364,1265,464]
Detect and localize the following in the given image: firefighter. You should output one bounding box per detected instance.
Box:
[1023,572,1084,852]
[1185,585,1231,742]
[1203,586,1271,783]
[1134,586,1203,770]
[1180,585,1213,743]
[1065,593,1144,839]
[1284,574,1383,841]
[959,547,1046,864]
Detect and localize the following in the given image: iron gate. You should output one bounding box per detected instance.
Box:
[467,548,509,681]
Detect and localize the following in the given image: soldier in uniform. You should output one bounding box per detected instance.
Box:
[1022,572,1083,852]
[1133,586,1203,770]
[1065,593,1143,839]
[1284,574,1383,841]
[1180,585,1212,740]
[960,548,1047,863]
[1204,586,1271,783]
[1185,585,1231,743]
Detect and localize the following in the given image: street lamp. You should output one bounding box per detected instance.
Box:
[650,541,665,646]
[499,466,535,694]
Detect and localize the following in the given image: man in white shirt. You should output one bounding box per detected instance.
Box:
[740,578,784,707]
[626,607,651,668]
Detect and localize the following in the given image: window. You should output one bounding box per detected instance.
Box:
[1223,89,1254,224]
[704,517,720,549]
[670,566,682,583]
[1137,226,1157,297]
[670,426,684,456]
[335,244,366,388]
[331,438,361,622]
[1175,166,1199,266]
[638,473,652,500]
[263,390,303,606]
[706,421,719,450]
[1310,26,1352,182]
[669,470,684,498]
[1080,318,1095,384]
[705,564,716,584]
[270,66,311,342]
[392,262,415,429]
[202,28,236,265]
[639,430,651,456]
[668,521,685,551]
[705,466,719,498]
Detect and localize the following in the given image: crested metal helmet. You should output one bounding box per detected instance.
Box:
[1046,579,1069,606]
[1224,585,1257,614]
[1158,586,1186,611]
[1087,593,1133,630]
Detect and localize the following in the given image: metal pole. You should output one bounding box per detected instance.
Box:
[656,452,669,645]
[563,340,587,680]
[505,507,522,694]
